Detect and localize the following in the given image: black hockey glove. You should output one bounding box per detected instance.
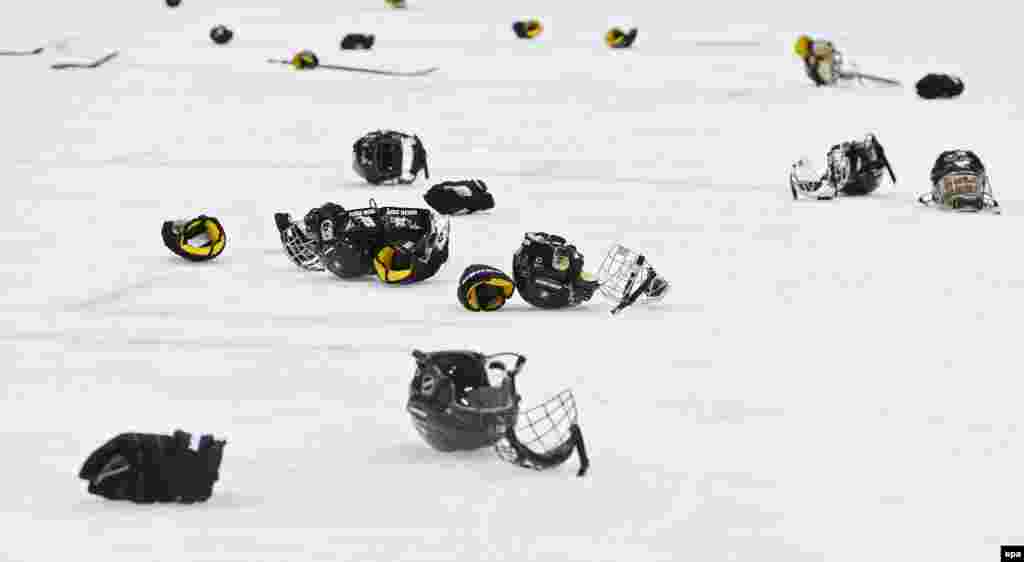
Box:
[340,33,375,50]
[79,430,226,503]
[423,179,495,215]
[161,215,226,262]
[915,73,964,99]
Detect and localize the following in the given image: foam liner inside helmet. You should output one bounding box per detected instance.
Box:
[161,215,226,262]
[406,350,522,452]
[352,130,429,185]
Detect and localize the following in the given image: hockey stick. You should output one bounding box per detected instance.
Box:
[267,58,439,77]
[0,47,44,56]
[51,50,119,70]
[840,71,901,86]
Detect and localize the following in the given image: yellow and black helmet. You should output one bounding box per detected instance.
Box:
[457,264,515,311]
[605,27,638,49]
[794,35,812,58]
[290,49,319,70]
[512,19,543,39]
[161,215,226,262]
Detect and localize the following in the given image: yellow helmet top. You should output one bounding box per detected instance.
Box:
[605,28,626,47]
[794,35,812,58]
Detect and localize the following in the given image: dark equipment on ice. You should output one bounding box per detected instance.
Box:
[341,33,375,50]
[789,133,896,200]
[352,130,429,185]
[512,20,543,39]
[605,27,638,48]
[407,350,521,452]
[919,149,999,213]
[79,430,226,503]
[512,232,599,309]
[161,214,226,262]
[915,73,964,99]
[407,350,590,476]
[423,179,494,215]
[210,25,234,45]
[457,264,515,311]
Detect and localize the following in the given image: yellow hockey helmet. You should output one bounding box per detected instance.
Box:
[794,35,812,58]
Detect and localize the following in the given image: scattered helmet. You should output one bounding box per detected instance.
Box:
[512,20,543,39]
[210,25,233,45]
[925,150,998,211]
[406,350,521,452]
[605,27,638,49]
[794,35,812,58]
[290,50,319,70]
[352,130,429,185]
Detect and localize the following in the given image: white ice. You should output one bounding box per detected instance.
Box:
[1,1,1022,561]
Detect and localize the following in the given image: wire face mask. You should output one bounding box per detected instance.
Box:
[938,173,983,210]
[921,149,1000,213]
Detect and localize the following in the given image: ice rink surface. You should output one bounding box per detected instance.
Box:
[1,1,1022,561]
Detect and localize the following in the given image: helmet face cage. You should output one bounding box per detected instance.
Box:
[495,389,578,461]
[595,244,667,306]
[280,222,324,271]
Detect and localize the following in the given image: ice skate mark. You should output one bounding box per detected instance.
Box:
[0,331,409,353]
[70,270,178,312]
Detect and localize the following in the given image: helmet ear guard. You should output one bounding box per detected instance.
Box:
[162,215,226,262]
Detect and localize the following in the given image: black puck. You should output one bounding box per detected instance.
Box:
[166,0,181,7]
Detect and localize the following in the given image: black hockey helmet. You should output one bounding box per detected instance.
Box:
[352,130,429,185]
[512,232,582,285]
[511,232,590,308]
[926,149,996,211]
[406,350,522,452]
[830,134,895,196]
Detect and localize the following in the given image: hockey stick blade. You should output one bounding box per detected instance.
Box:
[51,50,119,70]
[0,47,44,56]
